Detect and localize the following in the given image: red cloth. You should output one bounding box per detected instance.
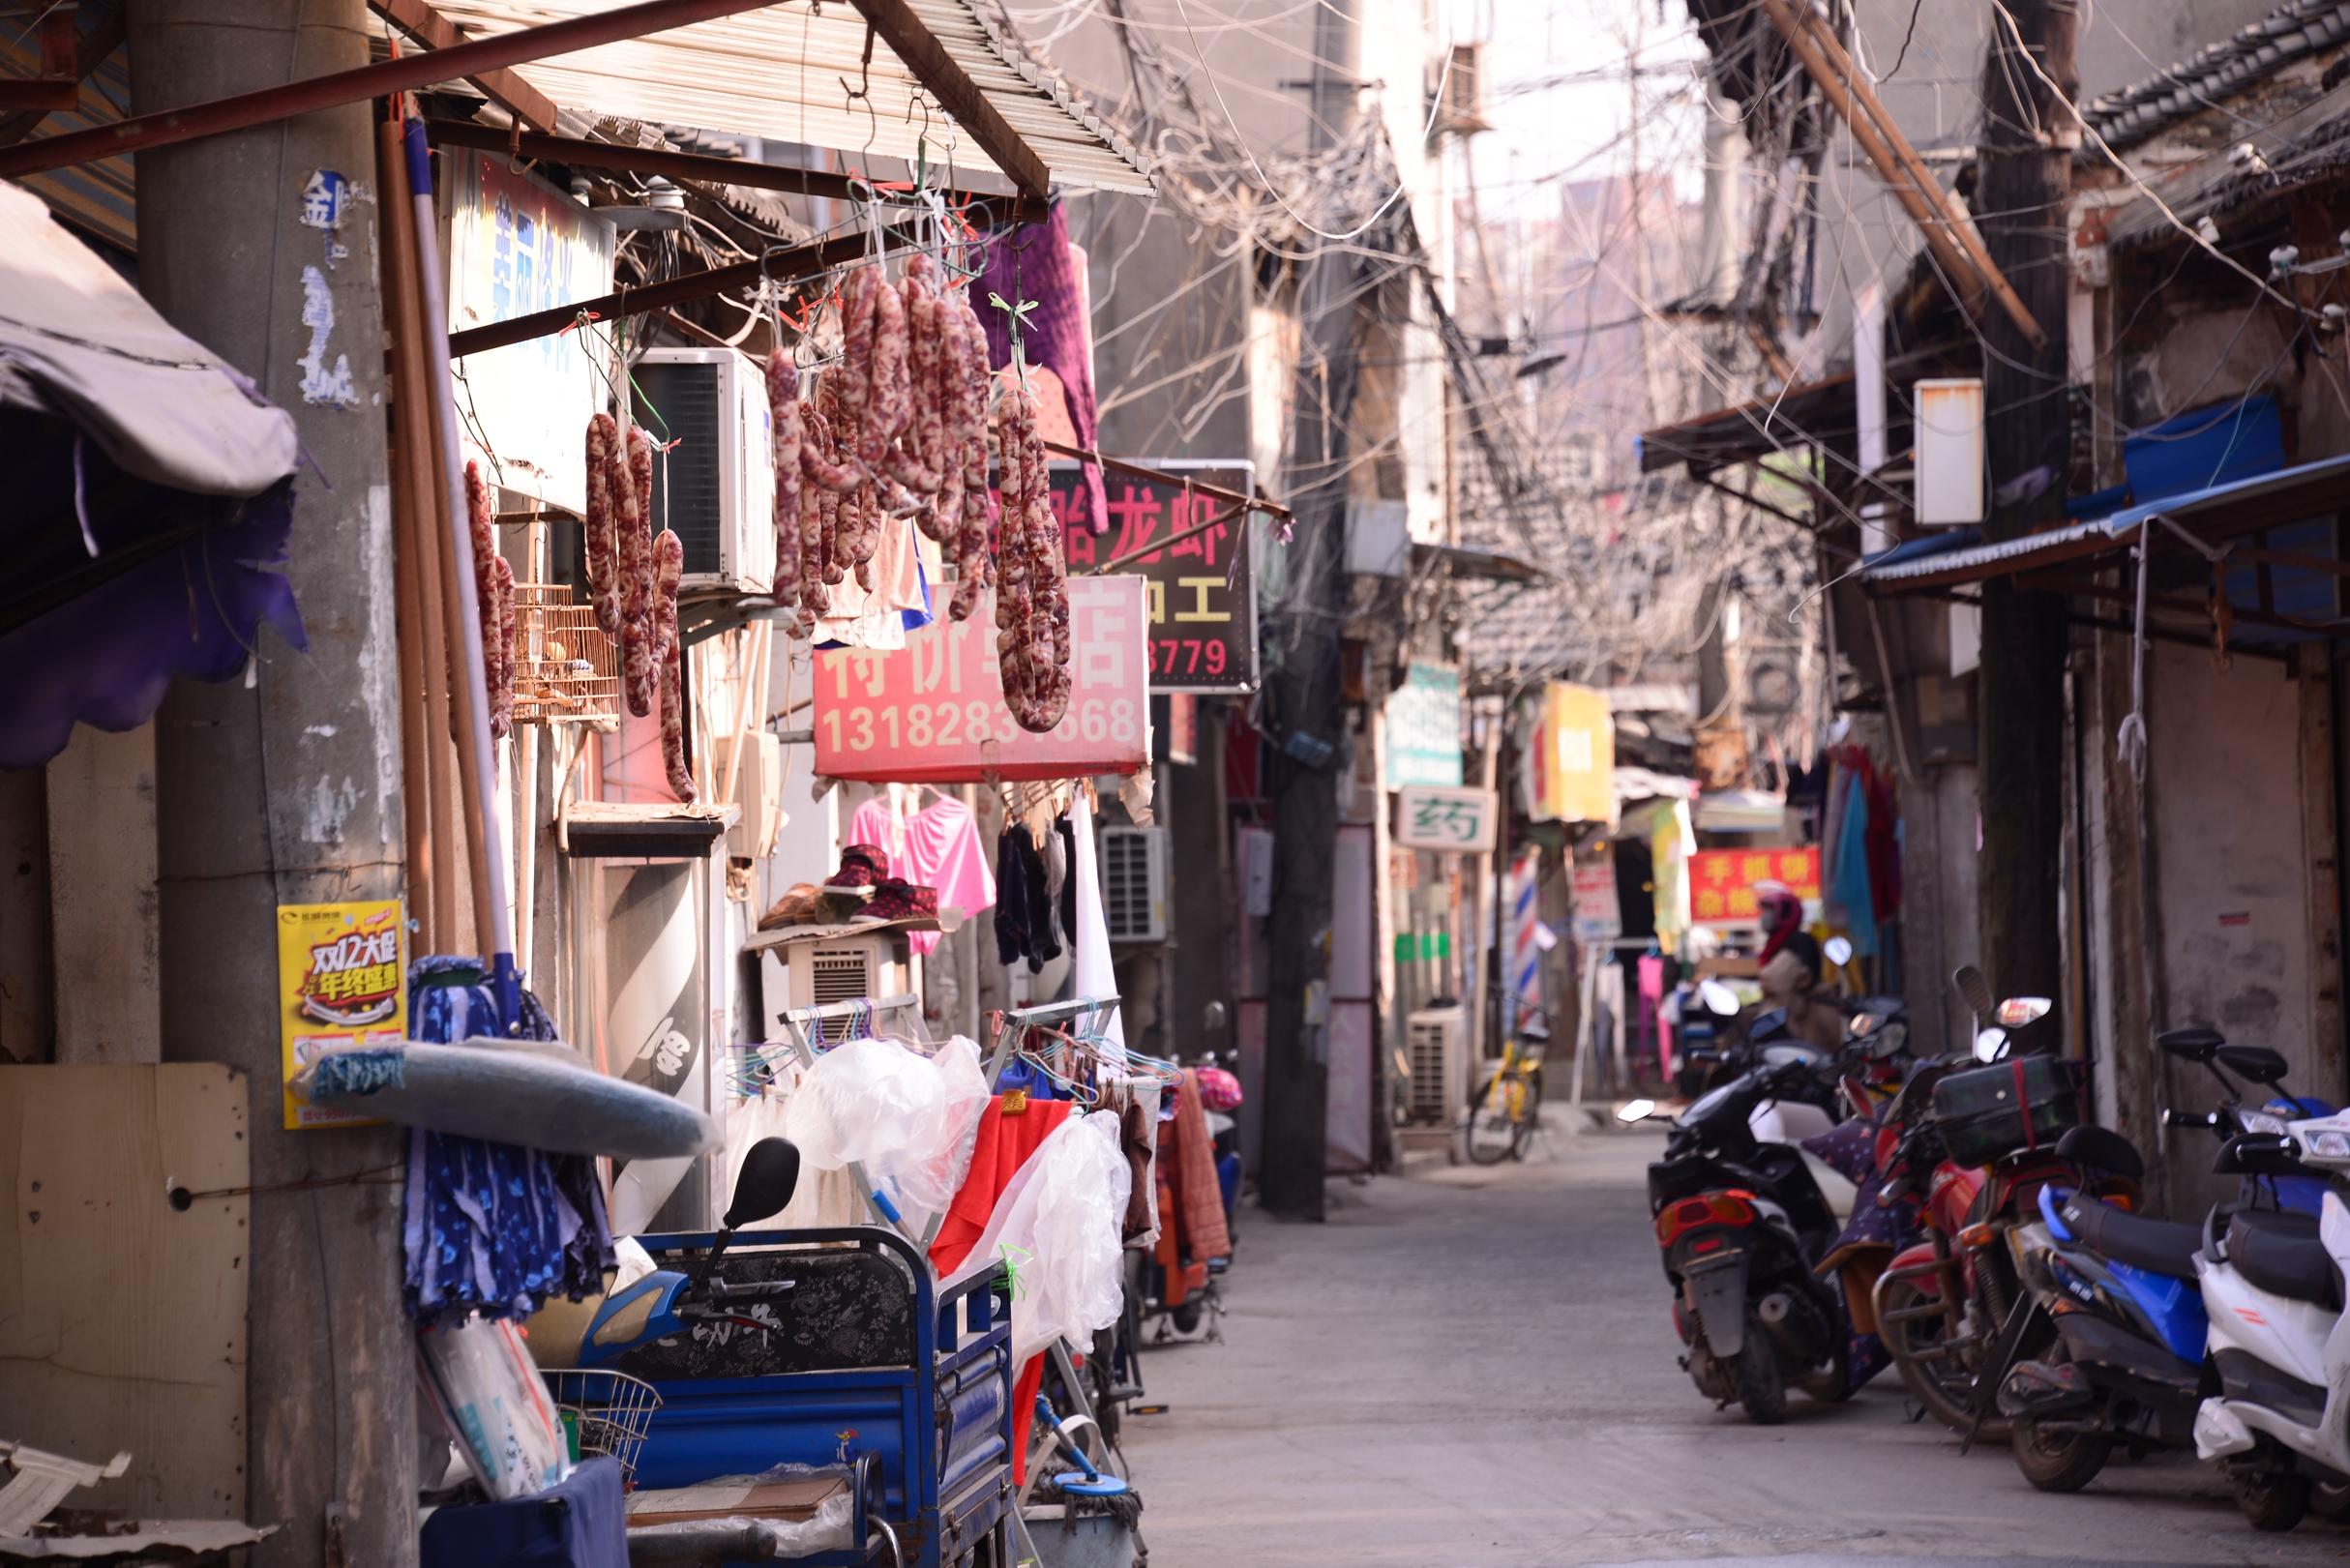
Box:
[928,1095,1074,1275]
[929,1096,1073,1491]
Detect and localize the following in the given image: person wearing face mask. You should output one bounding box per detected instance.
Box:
[1754,878,1844,1053]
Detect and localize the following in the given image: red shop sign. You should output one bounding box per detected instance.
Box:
[813,576,1150,783]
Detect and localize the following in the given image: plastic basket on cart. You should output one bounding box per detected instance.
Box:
[544,1368,662,1485]
[1929,1054,2084,1168]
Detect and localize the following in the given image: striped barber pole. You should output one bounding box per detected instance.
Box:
[1507,846,1545,1036]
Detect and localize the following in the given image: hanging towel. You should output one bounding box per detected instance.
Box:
[1161,1069,1231,1262]
[976,202,1107,538]
[1830,773,1879,959]
[1067,795,1125,1068]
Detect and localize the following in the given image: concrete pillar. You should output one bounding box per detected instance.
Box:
[45,723,161,1064]
[131,2,417,1561]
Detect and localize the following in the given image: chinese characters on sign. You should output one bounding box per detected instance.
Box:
[813,576,1150,782]
[1004,461,1259,693]
[278,900,406,1130]
[1383,664,1465,787]
[1393,785,1498,853]
[1572,859,1623,942]
[1688,847,1822,927]
[445,156,616,516]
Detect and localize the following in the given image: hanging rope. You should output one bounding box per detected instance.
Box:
[2116,515,2235,783]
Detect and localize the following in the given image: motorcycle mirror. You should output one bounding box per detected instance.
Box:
[1697,979,1740,1016]
[1824,935,1854,966]
[725,1138,802,1229]
[1952,965,1994,1018]
[1203,999,1230,1033]
[1617,1098,1657,1124]
[1994,996,2053,1028]
[1974,1026,2009,1062]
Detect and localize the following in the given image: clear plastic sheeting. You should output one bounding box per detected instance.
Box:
[782,1035,990,1225]
[942,1109,1132,1366]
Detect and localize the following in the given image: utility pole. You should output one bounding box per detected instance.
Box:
[1259,0,1364,1221]
[135,3,419,1563]
[1976,0,2077,1025]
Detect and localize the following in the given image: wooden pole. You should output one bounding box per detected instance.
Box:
[381,115,461,952]
[1755,0,1993,333]
[1791,7,2046,350]
[378,118,436,953]
[1975,0,2077,1036]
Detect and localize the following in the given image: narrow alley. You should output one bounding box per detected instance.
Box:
[1125,1127,2350,1568]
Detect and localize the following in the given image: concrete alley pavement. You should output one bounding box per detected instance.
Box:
[1118,1127,2350,1567]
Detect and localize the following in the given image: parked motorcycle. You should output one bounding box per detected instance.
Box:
[2191,1109,2350,1531]
[1860,970,2097,1439]
[1630,1055,1854,1423]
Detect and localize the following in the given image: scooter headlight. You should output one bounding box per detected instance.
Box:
[2303,1128,2350,1160]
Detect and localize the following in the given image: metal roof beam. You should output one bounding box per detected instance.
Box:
[423,117,1045,223]
[368,0,560,133]
[848,0,1052,202]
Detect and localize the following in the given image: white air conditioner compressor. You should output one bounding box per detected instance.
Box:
[631,346,776,594]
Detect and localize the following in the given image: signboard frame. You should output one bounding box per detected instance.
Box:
[1688,845,1823,928]
[1383,663,1465,788]
[813,575,1151,783]
[1022,459,1261,695]
[1393,784,1498,853]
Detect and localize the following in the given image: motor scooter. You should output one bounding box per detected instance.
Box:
[1627,1055,1855,1423]
[1967,1033,2322,1495]
[2191,1109,2350,1531]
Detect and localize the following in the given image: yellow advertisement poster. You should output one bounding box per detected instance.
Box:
[278,900,405,1130]
[1527,682,1615,825]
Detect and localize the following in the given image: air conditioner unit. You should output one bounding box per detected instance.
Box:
[1098,826,1169,943]
[757,932,909,1026]
[631,347,776,593]
[1405,1005,1467,1124]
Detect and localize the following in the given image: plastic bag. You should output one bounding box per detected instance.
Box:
[624,1461,855,1557]
[416,1316,568,1500]
[781,1035,989,1225]
[942,1110,1133,1367]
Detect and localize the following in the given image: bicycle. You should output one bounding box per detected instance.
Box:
[1465,1032,1547,1165]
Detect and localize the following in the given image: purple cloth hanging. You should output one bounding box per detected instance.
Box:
[975,201,1109,537]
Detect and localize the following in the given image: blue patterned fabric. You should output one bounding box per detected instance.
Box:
[404,957,616,1326]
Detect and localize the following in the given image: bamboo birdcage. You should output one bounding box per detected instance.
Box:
[512,582,619,727]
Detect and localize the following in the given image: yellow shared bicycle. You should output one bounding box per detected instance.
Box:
[1465,1025,1547,1165]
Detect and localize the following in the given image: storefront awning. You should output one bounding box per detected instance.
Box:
[1864,455,2350,590]
[1862,453,2350,644]
[1,182,305,769]
[1635,371,1856,476]
[428,0,1156,197]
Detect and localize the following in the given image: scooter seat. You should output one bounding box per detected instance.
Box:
[2057,1192,2204,1280]
[2225,1210,2338,1310]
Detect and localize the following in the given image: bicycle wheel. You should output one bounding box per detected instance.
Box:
[1466,1074,1523,1165]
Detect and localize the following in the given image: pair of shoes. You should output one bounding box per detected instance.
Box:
[858,877,937,924]
[822,843,889,893]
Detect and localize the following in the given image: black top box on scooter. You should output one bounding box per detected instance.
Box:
[1931,1055,2084,1168]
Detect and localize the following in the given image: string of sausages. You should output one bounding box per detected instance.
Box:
[759,255,1071,733]
[463,460,516,740]
[581,413,694,802]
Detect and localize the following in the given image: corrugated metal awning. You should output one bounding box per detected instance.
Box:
[1864,455,2350,590]
[429,0,1155,196]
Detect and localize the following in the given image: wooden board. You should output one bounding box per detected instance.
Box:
[0,1064,249,1519]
